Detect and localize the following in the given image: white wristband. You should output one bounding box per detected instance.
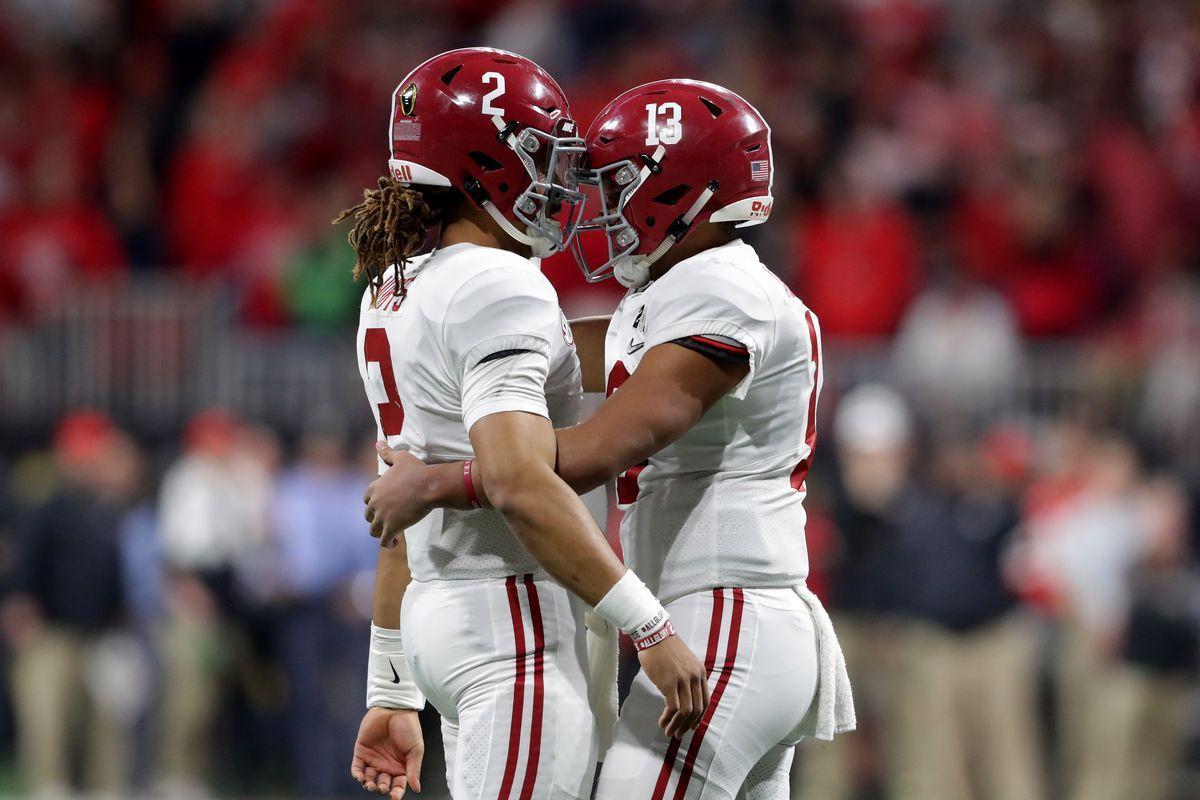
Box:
[593,570,674,649]
[367,623,426,711]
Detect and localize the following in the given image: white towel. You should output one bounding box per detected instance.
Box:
[794,584,856,740]
[585,609,619,757]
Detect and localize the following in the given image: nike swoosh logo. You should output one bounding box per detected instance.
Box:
[389,659,401,684]
[628,339,645,354]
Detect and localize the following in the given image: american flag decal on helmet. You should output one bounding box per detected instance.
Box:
[750,160,769,182]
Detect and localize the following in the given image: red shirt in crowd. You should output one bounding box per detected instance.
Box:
[0,205,126,320]
[791,200,921,337]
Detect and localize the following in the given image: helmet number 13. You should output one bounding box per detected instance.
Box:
[645,102,682,146]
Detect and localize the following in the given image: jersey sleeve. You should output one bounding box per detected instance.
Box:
[441,265,561,429]
[460,350,550,431]
[643,263,775,400]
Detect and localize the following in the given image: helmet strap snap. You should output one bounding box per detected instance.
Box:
[638,152,663,175]
[495,119,520,143]
[462,177,490,205]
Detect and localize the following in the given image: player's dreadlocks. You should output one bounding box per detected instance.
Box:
[334,176,460,303]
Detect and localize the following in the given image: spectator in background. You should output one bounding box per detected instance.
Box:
[278,178,362,331]
[0,411,141,796]
[165,81,265,278]
[892,266,1022,416]
[1136,271,1200,483]
[792,158,921,338]
[0,136,126,321]
[952,110,1103,336]
[1100,476,1199,800]
[268,426,378,797]
[888,425,1045,800]
[794,384,912,800]
[113,438,168,794]
[154,409,277,796]
[1015,432,1188,800]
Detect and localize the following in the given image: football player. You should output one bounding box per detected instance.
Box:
[346,53,709,800]
[365,79,856,800]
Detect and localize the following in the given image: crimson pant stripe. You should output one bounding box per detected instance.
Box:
[651,589,727,800]
[498,576,527,800]
[671,588,745,800]
[519,575,546,800]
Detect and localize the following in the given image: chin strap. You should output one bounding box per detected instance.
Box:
[615,181,718,288]
[462,174,556,257]
[481,198,542,245]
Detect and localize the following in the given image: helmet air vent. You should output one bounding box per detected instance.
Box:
[699,97,723,117]
[653,184,692,205]
[468,151,505,172]
[440,65,464,85]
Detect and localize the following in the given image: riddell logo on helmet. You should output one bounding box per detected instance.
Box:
[392,163,414,182]
[750,200,772,218]
[399,82,417,116]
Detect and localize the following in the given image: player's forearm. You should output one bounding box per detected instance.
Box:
[483,457,681,660]
[365,532,425,712]
[412,405,691,508]
[553,417,664,495]
[550,378,707,496]
[412,461,477,510]
[569,316,611,393]
[407,422,646,509]
[471,411,627,605]
[392,437,656,618]
[485,461,627,605]
[556,342,745,492]
[410,342,730,510]
[372,534,412,628]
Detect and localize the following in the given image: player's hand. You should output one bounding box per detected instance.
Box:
[351,707,424,799]
[636,634,710,739]
[365,443,432,548]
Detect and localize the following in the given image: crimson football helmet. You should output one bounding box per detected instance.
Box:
[387,48,586,257]
[572,79,774,288]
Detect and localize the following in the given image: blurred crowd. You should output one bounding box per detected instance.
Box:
[0,410,382,797]
[797,387,1200,800]
[2,0,1199,333]
[1,394,1197,799]
[1,0,1200,798]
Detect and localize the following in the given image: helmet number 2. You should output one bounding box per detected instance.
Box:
[481,71,506,116]
[645,102,682,146]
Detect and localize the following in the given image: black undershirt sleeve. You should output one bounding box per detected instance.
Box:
[669,335,751,367]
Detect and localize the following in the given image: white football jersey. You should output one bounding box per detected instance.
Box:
[604,239,823,604]
[356,242,582,582]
